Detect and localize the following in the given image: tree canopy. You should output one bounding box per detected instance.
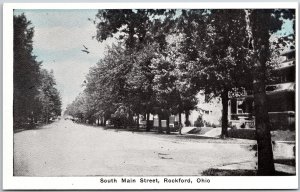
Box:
[14,14,62,129]
[66,9,294,136]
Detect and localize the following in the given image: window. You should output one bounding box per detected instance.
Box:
[231,99,237,114]
[237,100,244,114]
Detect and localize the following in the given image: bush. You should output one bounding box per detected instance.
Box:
[240,123,245,128]
[185,119,191,126]
[228,121,238,129]
[204,121,219,128]
[194,115,204,127]
[111,106,130,128]
[228,128,256,140]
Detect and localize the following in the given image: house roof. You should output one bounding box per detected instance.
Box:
[239,82,295,99]
[275,59,295,70]
[280,49,295,57]
[265,82,295,94]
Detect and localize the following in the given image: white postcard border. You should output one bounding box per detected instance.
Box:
[3,2,299,190]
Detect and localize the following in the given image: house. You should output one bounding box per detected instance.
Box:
[151,93,222,128]
[229,49,296,130]
[194,93,222,127]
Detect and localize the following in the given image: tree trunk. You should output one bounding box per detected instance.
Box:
[100,117,103,126]
[97,118,100,126]
[123,116,127,129]
[221,89,229,138]
[128,109,133,127]
[46,112,49,124]
[184,111,190,126]
[146,112,150,132]
[103,117,107,126]
[34,115,38,123]
[136,114,140,129]
[166,113,170,134]
[252,54,275,175]
[158,113,163,133]
[245,9,275,175]
[179,112,182,135]
[30,114,34,124]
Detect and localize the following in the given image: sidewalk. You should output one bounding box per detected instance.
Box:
[180,127,256,144]
[214,161,296,175]
[181,127,296,175]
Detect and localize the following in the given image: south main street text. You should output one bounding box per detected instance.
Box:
[99,177,210,184]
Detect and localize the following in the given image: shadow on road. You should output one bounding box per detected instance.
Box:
[14,121,56,134]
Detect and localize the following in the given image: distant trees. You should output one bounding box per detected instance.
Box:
[37,69,62,124]
[65,94,86,122]
[14,14,61,129]
[66,12,199,133]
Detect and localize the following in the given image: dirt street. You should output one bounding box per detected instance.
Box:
[14,119,255,176]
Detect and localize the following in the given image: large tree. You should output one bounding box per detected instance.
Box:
[178,10,253,137]
[245,9,295,175]
[94,9,177,131]
[151,34,198,133]
[13,14,42,128]
[14,13,62,128]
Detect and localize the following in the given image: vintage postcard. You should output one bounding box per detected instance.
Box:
[2,2,298,190]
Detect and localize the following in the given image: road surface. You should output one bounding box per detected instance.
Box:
[14,119,255,176]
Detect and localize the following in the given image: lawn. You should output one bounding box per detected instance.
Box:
[227,128,295,141]
[202,169,294,176]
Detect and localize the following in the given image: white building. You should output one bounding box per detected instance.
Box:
[188,93,222,127]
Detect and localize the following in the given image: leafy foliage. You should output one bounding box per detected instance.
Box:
[14,14,62,129]
[37,69,62,123]
[66,9,294,138]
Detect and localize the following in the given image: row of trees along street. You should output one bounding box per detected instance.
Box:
[63,9,295,176]
[14,14,62,130]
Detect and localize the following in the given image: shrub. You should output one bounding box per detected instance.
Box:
[111,106,130,128]
[240,123,245,128]
[228,128,256,140]
[204,121,219,128]
[228,121,237,129]
[185,119,191,126]
[194,115,204,127]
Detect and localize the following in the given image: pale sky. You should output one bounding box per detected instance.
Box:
[14,9,114,111]
[14,9,294,112]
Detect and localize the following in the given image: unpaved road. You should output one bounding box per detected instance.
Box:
[14,119,255,176]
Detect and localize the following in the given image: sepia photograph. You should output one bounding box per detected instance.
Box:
[3,2,298,190]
